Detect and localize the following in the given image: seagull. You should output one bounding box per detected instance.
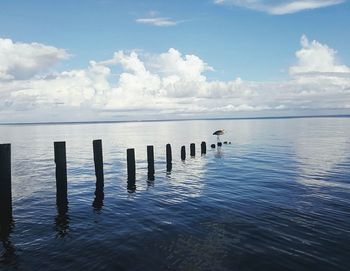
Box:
[213,129,224,142]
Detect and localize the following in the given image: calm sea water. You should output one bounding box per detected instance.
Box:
[0,117,350,271]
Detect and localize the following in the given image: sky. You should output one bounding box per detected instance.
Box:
[0,0,349,123]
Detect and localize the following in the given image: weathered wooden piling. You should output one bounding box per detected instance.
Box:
[127,148,136,182]
[54,142,68,208]
[127,148,136,192]
[211,144,216,148]
[201,141,207,155]
[190,143,195,157]
[93,140,104,199]
[166,144,172,172]
[0,144,12,222]
[218,142,222,147]
[181,146,186,160]
[147,145,155,179]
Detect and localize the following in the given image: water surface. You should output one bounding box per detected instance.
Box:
[1,117,350,270]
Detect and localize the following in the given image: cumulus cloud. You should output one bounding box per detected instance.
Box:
[0,38,69,80]
[290,35,350,76]
[214,0,345,15]
[0,36,349,122]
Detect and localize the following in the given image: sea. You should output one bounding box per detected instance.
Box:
[0,117,350,270]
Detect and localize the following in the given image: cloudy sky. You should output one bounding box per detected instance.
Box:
[0,0,349,123]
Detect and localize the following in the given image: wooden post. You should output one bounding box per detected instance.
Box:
[181,146,186,160]
[190,143,195,157]
[127,149,136,191]
[147,145,155,179]
[93,140,104,200]
[166,144,172,172]
[127,148,136,181]
[0,144,12,222]
[54,142,68,208]
[201,141,206,155]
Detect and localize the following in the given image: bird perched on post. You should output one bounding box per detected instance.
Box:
[213,129,224,142]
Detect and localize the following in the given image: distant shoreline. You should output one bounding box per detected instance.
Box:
[1,114,350,126]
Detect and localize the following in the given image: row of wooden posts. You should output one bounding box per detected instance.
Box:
[0,140,229,221]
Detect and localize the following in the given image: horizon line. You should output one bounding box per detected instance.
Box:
[0,114,350,126]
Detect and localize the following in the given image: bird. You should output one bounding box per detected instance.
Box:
[213,129,224,142]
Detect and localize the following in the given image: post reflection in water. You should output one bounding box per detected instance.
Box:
[92,185,104,211]
[127,180,136,193]
[166,172,172,180]
[0,218,16,267]
[214,148,224,158]
[147,174,155,189]
[55,203,69,238]
[166,164,172,173]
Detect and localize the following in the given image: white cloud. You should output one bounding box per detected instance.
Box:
[0,36,349,123]
[290,35,350,76]
[0,38,69,80]
[146,48,214,81]
[135,11,185,26]
[214,0,345,15]
[136,17,179,26]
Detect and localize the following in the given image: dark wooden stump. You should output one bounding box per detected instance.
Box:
[147,145,155,179]
[181,146,186,160]
[166,144,172,172]
[54,142,68,209]
[93,140,104,208]
[0,144,12,223]
[127,149,136,192]
[93,140,104,195]
[190,143,195,157]
[127,148,136,181]
[201,141,207,155]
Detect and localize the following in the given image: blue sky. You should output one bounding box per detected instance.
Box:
[1,0,349,80]
[0,0,349,122]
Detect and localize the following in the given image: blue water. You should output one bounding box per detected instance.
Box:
[1,117,350,270]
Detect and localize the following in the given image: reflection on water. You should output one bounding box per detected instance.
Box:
[92,192,104,211]
[147,178,155,191]
[0,219,16,267]
[166,164,172,173]
[127,180,136,193]
[148,172,155,182]
[54,207,70,239]
[0,118,350,270]
[293,122,349,189]
[214,147,224,158]
[92,178,104,210]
